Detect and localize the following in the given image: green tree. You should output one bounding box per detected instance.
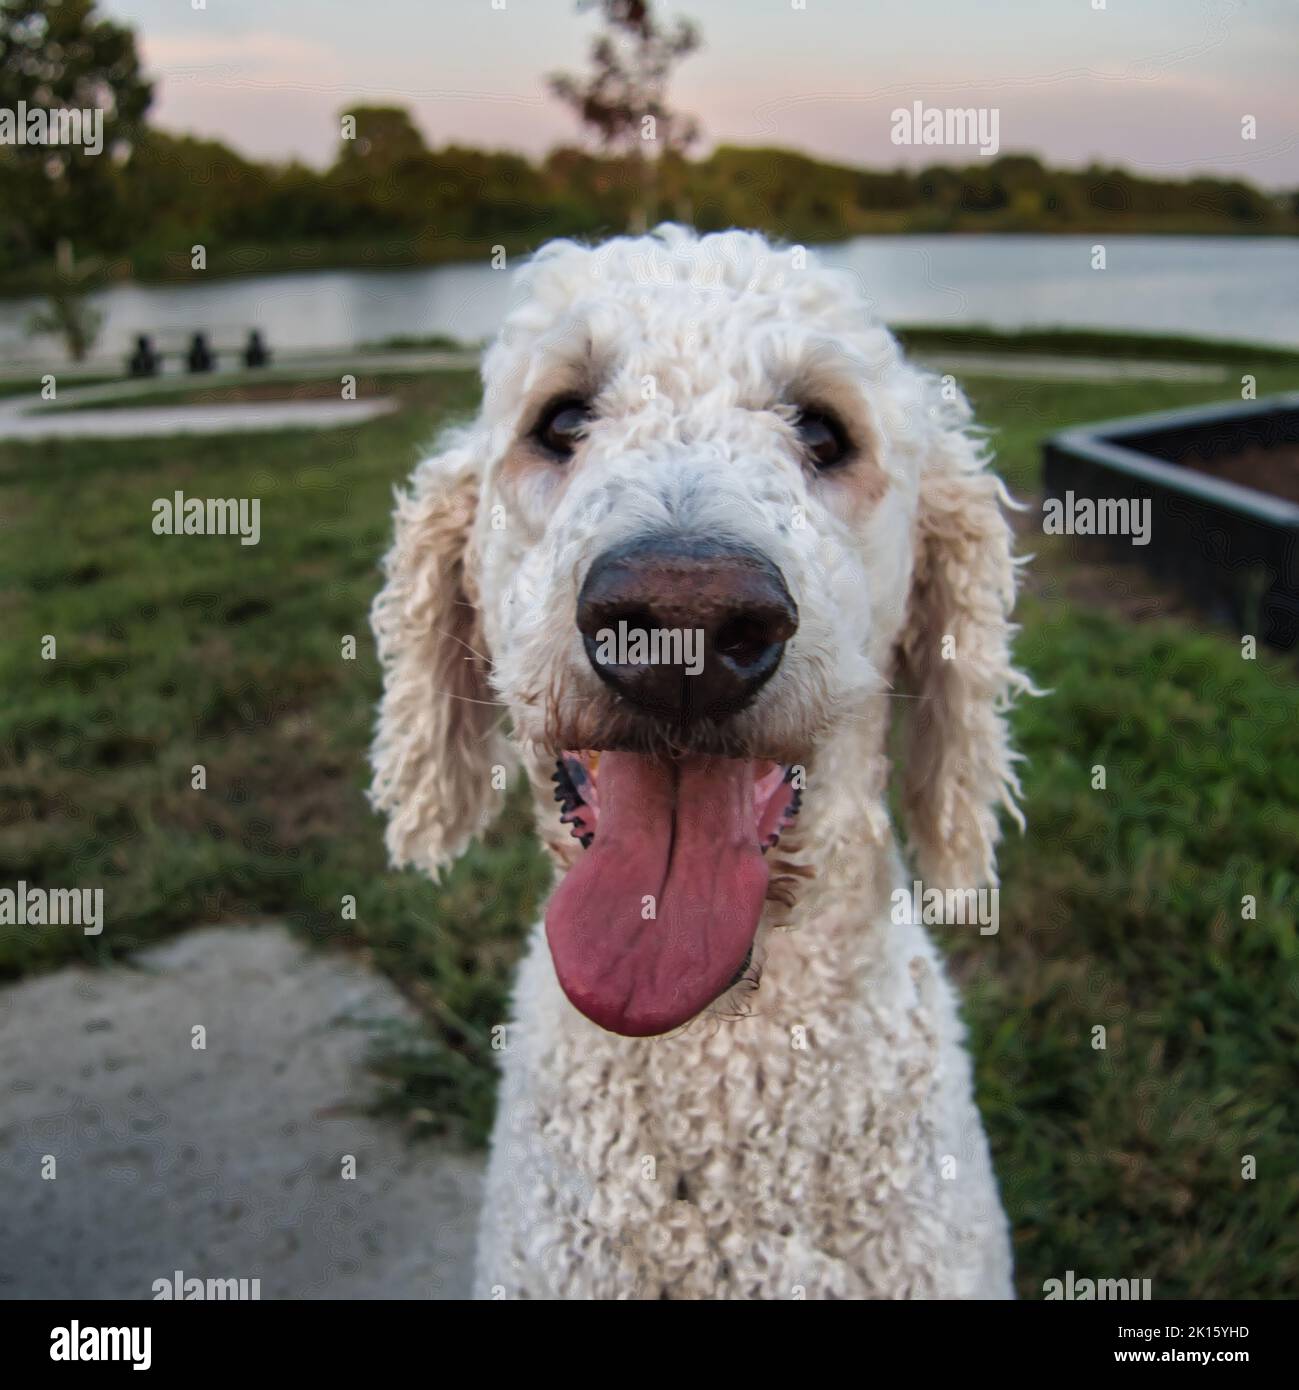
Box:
[549,0,701,230]
[0,0,152,265]
[334,105,428,176]
[328,106,436,237]
[26,248,103,360]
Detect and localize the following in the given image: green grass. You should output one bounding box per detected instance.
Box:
[0,374,122,401]
[0,371,552,1142]
[361,333,473,352]
[1,353,1296,1296]
[898,323,1299,365]
[944,599,1299,1297]
[962,365,1299,494]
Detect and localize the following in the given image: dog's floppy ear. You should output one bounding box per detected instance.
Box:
[893,417,1030,889]
[369,432,505,876]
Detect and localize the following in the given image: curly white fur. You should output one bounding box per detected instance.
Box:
[370,226,1029,1299]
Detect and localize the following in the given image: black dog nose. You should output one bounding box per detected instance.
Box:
[576,537,798,722]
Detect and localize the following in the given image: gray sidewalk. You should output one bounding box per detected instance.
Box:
[0,349,480,440]
[0,925,483,1300]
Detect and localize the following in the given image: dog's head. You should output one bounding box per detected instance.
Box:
[371,226,1027,1037]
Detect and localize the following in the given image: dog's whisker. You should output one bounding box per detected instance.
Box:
[429,688,510,707]
[434,627,495,666]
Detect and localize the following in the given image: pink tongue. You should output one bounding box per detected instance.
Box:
[545,753,769,1037]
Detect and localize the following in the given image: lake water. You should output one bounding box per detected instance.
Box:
[2,234,1296,367]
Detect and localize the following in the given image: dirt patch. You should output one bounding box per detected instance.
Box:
[1014,496,1198,625]
[1177,444,1299,505]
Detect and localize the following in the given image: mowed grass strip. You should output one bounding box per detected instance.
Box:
[1,357,1296,1294]
[0,371,552,1142]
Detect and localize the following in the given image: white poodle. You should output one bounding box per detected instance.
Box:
[370,225,1029,1299]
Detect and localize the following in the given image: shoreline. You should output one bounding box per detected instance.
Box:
[3,223,1298,301]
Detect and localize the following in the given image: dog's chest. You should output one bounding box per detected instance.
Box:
[533,996,947,1297]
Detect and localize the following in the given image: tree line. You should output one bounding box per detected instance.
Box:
[2,0,1295,297]
[4,108,1294,291]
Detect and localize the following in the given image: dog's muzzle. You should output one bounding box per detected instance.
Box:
[575,535,798,723]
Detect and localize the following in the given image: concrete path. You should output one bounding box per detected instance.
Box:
[0,350,486,440]
[0,925,484,1300]
[0,394,397,441]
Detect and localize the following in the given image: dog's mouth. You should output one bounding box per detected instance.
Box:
[544,751,802,1037]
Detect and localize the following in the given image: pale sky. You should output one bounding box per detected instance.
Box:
[107,0,1298,187]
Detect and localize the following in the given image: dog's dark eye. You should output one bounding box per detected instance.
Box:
[534,397,592,458]
[795,409,849,470]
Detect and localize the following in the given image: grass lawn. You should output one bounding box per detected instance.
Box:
[0,374,121,401]
[964,363,1299,496]
[896,323,1299,367]
[2,353,1296,1297]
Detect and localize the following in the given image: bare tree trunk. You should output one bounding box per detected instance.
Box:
[641,149,658,230]
[629,147,656,233]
